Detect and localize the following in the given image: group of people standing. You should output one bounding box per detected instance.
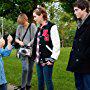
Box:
[15,5,60,90]
[0,0,90,90]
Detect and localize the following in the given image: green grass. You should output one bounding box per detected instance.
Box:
[3,47,76,90]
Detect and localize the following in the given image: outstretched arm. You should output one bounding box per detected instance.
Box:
[0,35,13,57]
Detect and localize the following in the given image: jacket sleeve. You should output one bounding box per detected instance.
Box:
[0,46,12,57]
[50,25,60,60]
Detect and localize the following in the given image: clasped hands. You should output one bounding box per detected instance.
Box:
[41,57,55,66]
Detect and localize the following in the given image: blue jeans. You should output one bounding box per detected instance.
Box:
[21,56,34,88]
[0,84,7,90]
[36,64,54,90]
[74,72,90,90]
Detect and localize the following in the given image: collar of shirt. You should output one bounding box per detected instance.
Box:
[77,13,90,29]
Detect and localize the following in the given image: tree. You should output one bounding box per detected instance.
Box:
[46,2,76,47]
[0,0,79,21]
[0,0,54,21]
[0,0,89,21]
[0,17,17,34]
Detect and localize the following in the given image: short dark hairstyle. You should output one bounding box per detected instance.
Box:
[73,0,89,13]
[33,6,48,21]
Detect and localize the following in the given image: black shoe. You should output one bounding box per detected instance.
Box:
[17,85,21,89]
[20,87,25,90]
[26,85,31,90]
[14,86,25,90]
[14,86,21,90]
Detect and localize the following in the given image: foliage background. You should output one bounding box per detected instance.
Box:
[0,0,78,47]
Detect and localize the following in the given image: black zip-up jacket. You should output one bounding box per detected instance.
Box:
[31,21,54,63]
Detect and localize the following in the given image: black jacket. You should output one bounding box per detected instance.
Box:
[67,15,90,73]
[31,21,54,63]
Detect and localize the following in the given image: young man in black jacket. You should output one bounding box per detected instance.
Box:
[67,0,90,90]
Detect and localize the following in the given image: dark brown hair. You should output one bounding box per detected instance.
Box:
[73,0,89,13]
[33,7,48,20]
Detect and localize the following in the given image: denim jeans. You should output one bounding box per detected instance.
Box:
[74,72,90,90]
[0,84,7,90]
[21,56,34,88]
[36,64,54,90]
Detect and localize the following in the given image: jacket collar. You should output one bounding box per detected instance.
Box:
[77,13,90,29]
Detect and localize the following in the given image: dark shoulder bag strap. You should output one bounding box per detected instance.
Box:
[29,23,31,41]
[22,23,31,41]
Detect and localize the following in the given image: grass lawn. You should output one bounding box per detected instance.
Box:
[3,47,76,90]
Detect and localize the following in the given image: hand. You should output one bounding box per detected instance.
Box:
[45,57,55,63]
[7,35,13,50]
[41,63,46,66]
[0,37,5,47]
[19,41,24,46]
[27,43,30,47]
[46,61,53,65]
[7,35,13,43]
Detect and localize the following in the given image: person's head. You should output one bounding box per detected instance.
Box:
[0,37,5,47]
[33,6,47,24]
[73,0,89,19]
[17,13,28,25]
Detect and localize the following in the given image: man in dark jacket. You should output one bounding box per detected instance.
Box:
[66,0,90,90]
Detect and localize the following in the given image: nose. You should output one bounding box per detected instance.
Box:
[33,16,36,18]
[74,11,77,15]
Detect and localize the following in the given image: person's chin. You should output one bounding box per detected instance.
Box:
[76,16,78,19]
[76,16,80,19]
[36,21,39,24]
